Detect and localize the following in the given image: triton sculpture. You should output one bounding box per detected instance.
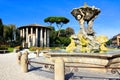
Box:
[66,3,108,53]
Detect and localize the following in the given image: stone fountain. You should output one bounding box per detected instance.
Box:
[43,4,120,80]
[19,4,120,80]
[66,3,108,53]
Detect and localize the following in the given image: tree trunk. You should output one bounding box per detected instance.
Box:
[57,24,63,37]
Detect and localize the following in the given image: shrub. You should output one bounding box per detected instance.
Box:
[8,47,14,52]
[43,47,50,50]
[14,46,22,50]
[56,37,71,46]
[0,45,8,50]
[37,47,43,51]
[29,47,43,51]
[54,47,61,50]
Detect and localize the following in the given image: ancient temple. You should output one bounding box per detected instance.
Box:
[19,24,50,48]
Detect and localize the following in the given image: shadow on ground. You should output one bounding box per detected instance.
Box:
[65,72,120,80]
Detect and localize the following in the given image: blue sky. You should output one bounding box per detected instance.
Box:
[0,0,120,39]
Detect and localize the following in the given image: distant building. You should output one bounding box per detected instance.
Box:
[19,24,50,48]
[111,34,120,47]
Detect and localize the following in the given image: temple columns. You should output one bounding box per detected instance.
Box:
[26,28,28,43]
[20,27,49,48]
[44,29,47,47]
[40,28,43,47]
[29,28,33,47]
[22,28,25,47]
[36,28,38,46]
[23,28,25,38]
[20,30,22,37]
[47,30,49,47]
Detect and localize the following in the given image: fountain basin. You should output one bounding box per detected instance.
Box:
[45,52,120,72]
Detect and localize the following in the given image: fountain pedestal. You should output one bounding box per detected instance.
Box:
[45,53,120,80]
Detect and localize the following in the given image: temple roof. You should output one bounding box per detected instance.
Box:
[18,24,51,29]
[26,24,43,26]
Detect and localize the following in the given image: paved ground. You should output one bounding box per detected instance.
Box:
[0,52,52,80]
[0,50,120,80]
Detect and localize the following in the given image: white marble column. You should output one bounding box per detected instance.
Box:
[23,28,25,38]
[22,28,25,48]
[26,28,28,43]
[20,29,22,37]
[36,28,38,46]
[26,28,28,45]
[33,34,36,47]
[47,30,49,47]
[31,28,33,46]
[40,28,43,47]
[44,28,47,47]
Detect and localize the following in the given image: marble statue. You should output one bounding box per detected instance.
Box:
[66,3,108,53]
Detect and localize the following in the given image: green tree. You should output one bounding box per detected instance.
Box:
[106,39,112,46]
[15,28,22,46]
[59,29,66,37]
[8,24,16,42]
[48,26,57,46]
[3,25,9,40]
[65,27,75,37]
[3,24,16,46]
[44,16,69,37]
[15,28,20,41]
[58,37,71,46]
[44,17,55,26]
[0,18,4,38]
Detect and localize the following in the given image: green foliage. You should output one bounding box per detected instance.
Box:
[48,26,57,46]
[15,46,22,50]
[44,17,55,26]
[48,26,74,47]
[0,45,14,53]
[0,45,8,50]
[29,47,43,51]
[58,37,71,46]
[44,16,69,25]
[29,47,50,51]
[44,16,70,37]
[3,25,9,40]
[8,47,14,52]
[15,29,22,45]
[66,27,75,37]
[59,29,66,37]
[3,24,20,47]
[50,36,70,47]
[106,39,112,46]
[9,24,16,41]
[4,24,15,41]
[47,26,55,30]
[44,17,75,47]
[0,18,4,38]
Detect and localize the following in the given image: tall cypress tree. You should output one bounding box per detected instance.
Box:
[0,18,3,38]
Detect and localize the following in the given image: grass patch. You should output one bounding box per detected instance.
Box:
[8,47,14,52]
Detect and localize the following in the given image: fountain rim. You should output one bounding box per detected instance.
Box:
[46,53,113,59]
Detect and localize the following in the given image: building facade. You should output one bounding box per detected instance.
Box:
[111,34,120,47]
[19,24,50,48]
